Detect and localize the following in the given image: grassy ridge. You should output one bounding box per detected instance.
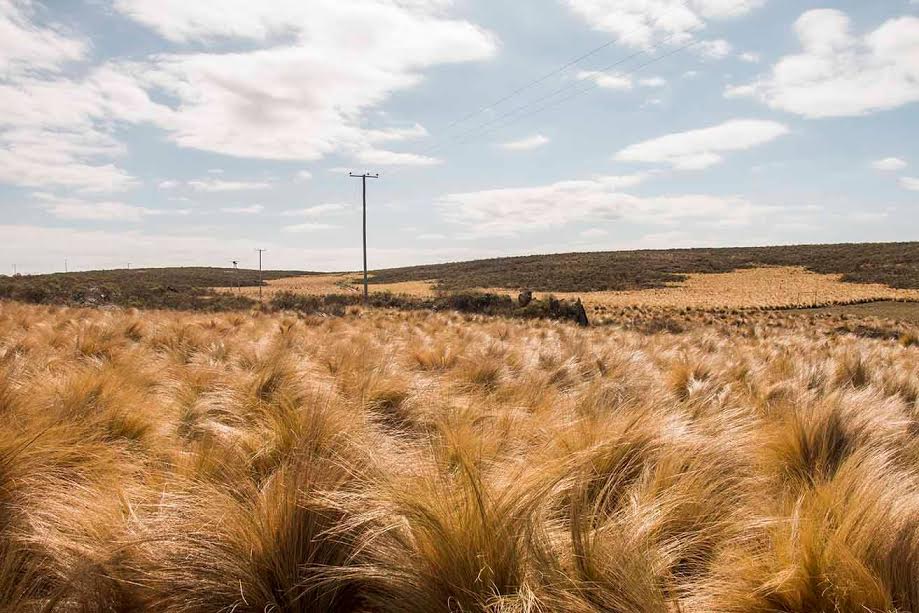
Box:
[366,242,919,292]
[0,267,307,311]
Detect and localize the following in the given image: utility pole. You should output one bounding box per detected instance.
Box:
[349,172,379,305]
[64,259,68,273]
[255,249,267,301]
[232,260,239,294]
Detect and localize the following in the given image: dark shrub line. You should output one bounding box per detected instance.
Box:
[267,291,591,326]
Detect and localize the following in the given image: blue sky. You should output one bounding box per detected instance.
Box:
[1,0,917,273]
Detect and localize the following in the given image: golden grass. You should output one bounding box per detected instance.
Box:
[235,267,919,311]
[1,301,918,611]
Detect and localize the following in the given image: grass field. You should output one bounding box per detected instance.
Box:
[257,266,919,313]
[1,301,918,611]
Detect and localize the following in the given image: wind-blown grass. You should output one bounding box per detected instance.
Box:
[0,301,917,611]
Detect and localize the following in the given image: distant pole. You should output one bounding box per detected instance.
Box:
[64,259,68,273]
[349,172,379,305]
[256,249,267,301]
[12,264,17,275]
[232,260,239,294]
[127,262,131,270]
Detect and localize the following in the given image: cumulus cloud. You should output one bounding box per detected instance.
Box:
[109,0,496,162]
[498,134,550,151]
[726,10,919,118]
[562,0,764,49]
[0,0,494,193]
[614,119,789,170]
[872,157,908,171]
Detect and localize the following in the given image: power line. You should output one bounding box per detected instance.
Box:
[380,0,749,176]
[456,38,701,146]
[439,1,699,134]
[428,33,683,156]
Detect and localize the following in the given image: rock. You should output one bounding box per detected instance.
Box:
[574,298,590,327]
[518,289,533,307]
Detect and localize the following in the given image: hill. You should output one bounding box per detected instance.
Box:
[0,267,308,311]
[366,242,919,292]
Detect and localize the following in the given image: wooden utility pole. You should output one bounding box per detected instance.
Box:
[349,172,379,304]
[255,249,267,301]
[232,260,239,294]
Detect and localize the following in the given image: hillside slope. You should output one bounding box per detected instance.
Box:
[367,242,919,292]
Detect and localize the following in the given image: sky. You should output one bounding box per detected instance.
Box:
[1,0,918,274]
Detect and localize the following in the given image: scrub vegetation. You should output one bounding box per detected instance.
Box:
[1,301,918,612]
[366,242,919,291]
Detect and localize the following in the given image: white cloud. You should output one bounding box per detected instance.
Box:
[438,175,647,237]
[0,0,87,77]
[614,119,789,170]
[220,204,264,214]
[498,134,550,151]
[353,148,441,166]
[696,38,732,59]
[187,179,272,192]
[726,10,919,118]
[580,228,608,238]
[578,70,633,90]
[872,157,908,171]
[739,51,761,63]
[418,232,446,240]
[281,203,349,217]
[639,76,667,87]
[282,222,339,233]
[435,174,781,237]
[108,0,496,162]
[296,170,312,181]
[0,127,136,192]
[900,177,919,191]
[35,196,169,222]
[158,180,179,189]
[562,0,764,48]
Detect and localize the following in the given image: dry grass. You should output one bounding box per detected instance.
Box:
[1,301,918,611]
[231,273,438,300]
[242,267,919,312]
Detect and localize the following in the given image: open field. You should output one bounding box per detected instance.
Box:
[254,266,919,314]
[1,301,918,611]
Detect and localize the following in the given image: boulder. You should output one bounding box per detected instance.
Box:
[518,289,533,307]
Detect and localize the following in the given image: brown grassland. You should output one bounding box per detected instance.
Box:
[1,300,918,612]
[248,266,919,313]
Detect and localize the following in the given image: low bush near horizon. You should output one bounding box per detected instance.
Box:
[1,302,918,611]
